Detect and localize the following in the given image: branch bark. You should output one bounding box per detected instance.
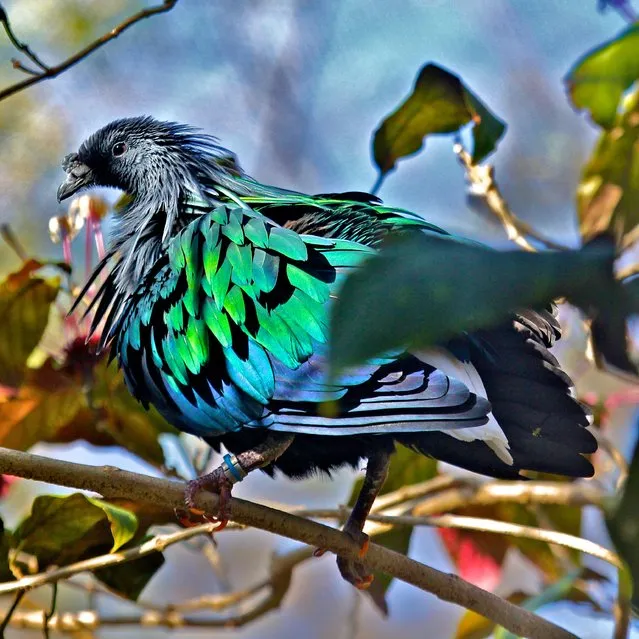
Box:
[0,447,577,639]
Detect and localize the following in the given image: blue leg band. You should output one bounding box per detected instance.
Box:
[222,453,246,484]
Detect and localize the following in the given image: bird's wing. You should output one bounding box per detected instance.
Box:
[221,188,590,474]
[116,202,491,439]
[237,187,444,244]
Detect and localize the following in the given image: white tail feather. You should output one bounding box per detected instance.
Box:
[417,347,514,465]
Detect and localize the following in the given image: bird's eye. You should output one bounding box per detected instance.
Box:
[112,142,127,157]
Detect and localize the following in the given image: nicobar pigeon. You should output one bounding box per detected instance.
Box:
[58,117,596,588]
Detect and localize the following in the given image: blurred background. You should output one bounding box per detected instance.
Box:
[0,1,637,637]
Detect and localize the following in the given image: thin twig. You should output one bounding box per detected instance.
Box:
[43,583,57,639]
[0,5,49,71]
[11,59,39,75]
[5,609,273,631]
[370,474,460,513]
[614,562,633,639]
[0,523,216,596]
[453,142,570,252]
[0,1,178,103]
[295,480,607,523]
[592,429,629,491]
[367,513,623,568]
[0,590,24,637]
[368,511,631,639]
[410,479,606,517]
[62,546,311,616]
[0,224,28,261]
[3,548,310,632]
[0,447,577,639]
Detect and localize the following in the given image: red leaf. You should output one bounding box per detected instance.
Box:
[438,526,506,591]
[0,475,16,498]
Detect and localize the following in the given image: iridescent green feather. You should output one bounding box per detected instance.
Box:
[202,298,232,348]
[252,249,279,293]
[128,199,377,434]
[267,226,308,261]
[223,285,246,324]
[286,263,330,303]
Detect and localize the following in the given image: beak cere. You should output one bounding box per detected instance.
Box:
[57,156,93,202]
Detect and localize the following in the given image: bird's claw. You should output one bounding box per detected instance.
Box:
[336,525,373,588]
[178,469,233,530]
[174,506,229,532]
[355,574,375,590]
[337,553,374,589]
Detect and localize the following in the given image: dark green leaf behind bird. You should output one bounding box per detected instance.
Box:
[59,117,595,588]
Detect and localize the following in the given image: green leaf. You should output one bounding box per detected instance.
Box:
[384,444,438,495]
[493,502,580,579]
[12,496,164,601]
[13,494,138,568]
[0,260,60,387]
[329,233,619,373]
[85,498,138,552]
[577,88,639,248]
[566,24,639,129]
[372,63,506,179]
[607,438,639,609]
[94,540,164,601]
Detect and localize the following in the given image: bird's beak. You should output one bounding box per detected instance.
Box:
[57,160,94,202]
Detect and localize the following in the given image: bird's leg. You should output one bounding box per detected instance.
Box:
[181,433,294,530]
[336,452,391,589]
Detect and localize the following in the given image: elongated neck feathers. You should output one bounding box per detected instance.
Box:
[109,137,249,297]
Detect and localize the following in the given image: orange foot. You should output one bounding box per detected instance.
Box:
[313,533,369,560]
[336,526,373,588]
[174,507,229,532]
[175,469,234,531]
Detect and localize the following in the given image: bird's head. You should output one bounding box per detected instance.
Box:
[57,116,241,203]
[58,117,246,302]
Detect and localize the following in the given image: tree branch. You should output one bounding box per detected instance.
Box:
[4,546,312,632]
[0,0,178,103]
[368,513,623,569]
[0,447,577,639]
[453,142,570,252]
[410,479,606,517]
[5,608,279,632]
